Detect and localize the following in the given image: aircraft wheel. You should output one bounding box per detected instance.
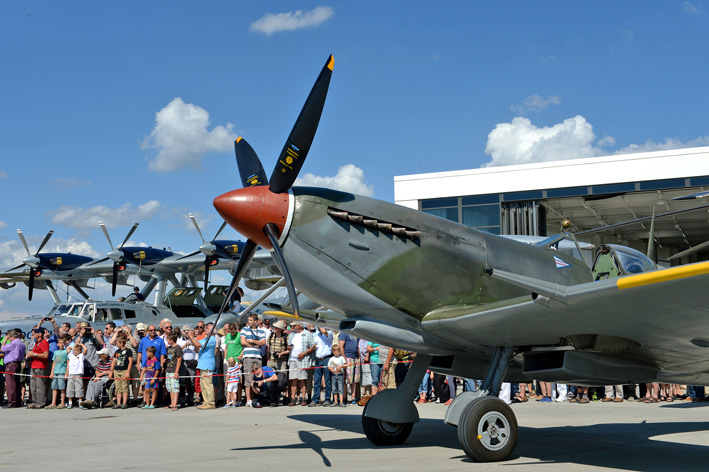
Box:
[362,401,414,446]
[457,396,518,462]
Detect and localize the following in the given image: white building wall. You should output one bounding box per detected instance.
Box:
[394,146,709,208]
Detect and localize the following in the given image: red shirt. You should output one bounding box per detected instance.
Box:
[30,339,49,370]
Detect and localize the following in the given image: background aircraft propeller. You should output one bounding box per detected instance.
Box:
[10,229,54,300]
[99,221,139,297]
[181,213,228,290]
[207,54,334,348]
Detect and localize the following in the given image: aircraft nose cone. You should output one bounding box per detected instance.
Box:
[23,256,39,268]
[213,187,290,249]
[107,249,124,262]
[199,242,217,257]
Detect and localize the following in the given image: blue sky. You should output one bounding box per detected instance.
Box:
[1,1,708,317]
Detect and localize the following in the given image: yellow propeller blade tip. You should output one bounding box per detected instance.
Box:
[236,137,242,143]
[327,55,334,71]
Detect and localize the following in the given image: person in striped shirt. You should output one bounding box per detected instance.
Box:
[240,314,266,407]
[224,357,241,407]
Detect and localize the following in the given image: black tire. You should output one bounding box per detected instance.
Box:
[457,396,518,462]
[361,401,414,446]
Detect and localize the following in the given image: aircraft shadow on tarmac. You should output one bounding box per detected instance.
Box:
[231,413,709,470]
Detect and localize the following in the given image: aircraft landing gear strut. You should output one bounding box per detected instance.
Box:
[361,353,432,446]
[445,347,518,462]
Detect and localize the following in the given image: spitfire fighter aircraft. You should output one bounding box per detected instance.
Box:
[208,55,709,462]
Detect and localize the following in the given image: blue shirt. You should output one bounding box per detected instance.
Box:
[253,365,276,382]
[196,335,217,372]
[138,336,167,367]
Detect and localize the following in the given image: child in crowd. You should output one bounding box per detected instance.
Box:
[165,334,182,411]
[65,342,87,409]
[225,357,241,407]
[140,346,161,409]
[47,335,69,409]
[111,337,133,409]
[328,345,347,407]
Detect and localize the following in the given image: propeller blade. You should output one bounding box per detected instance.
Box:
[120,223,139,248]
[28,269,35,301]
[235,138,269,188]
[175,250,201,260]
[189,213,206,243]
[204,258,210,291]
[201,239,258,354]
[8,263,25,271]
[17,229,31,256]
[263,223,300,318]
[99,221,114,249]
[111,262,118,297]
[269,55,334,194]
[36,230,54,254]
[213,221,227,240]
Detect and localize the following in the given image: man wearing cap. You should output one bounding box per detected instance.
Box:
[1,330,26,408]
[132,286,145,301]
[266,320,291,405]
[25,327,50,408]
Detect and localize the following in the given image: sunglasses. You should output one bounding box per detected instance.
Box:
[148,329,156,332]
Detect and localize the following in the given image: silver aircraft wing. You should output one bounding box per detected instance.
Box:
[422,261,709,384]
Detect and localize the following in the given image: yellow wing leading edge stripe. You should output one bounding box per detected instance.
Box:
[617,261,709,290]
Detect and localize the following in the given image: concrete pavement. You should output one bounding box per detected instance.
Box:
[1,399,708,471]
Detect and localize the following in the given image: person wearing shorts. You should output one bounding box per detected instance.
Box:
[66,343,87,408]
[165,334,182,410]
[287,322,315,406]
[111,336,133,409]
[47,335,69,409]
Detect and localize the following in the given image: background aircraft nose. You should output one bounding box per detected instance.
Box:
[213,186,290,249]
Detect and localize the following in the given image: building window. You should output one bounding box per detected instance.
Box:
[462,205,500,228]
[422,207,458,222]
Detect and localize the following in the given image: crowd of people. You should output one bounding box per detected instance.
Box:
[1,313,707,410]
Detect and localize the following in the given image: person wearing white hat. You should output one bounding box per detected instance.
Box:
[81,348,113,409]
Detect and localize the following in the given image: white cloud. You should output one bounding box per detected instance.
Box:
[483,115,709,167]
[295,164,374,196]
[0,171,7,179]
[484,115,602,166]
[617,136,709,154]
[0,221,6,231]
[142,98,237,173]
[681,1,704,14]
[48,200,164,229]
[511,95,561,115]
[250,6,334,35]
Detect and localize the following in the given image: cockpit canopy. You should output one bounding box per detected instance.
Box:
[592,244,657,280]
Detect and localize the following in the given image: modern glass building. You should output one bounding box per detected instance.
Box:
[394,146,709,264]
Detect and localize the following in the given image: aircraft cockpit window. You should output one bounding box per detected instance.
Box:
[109,308,123,321]
[52,304,72,316]
[94,308,108,322]
[612,246,656,274]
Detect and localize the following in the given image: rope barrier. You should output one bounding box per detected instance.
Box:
[0,358,413,381]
